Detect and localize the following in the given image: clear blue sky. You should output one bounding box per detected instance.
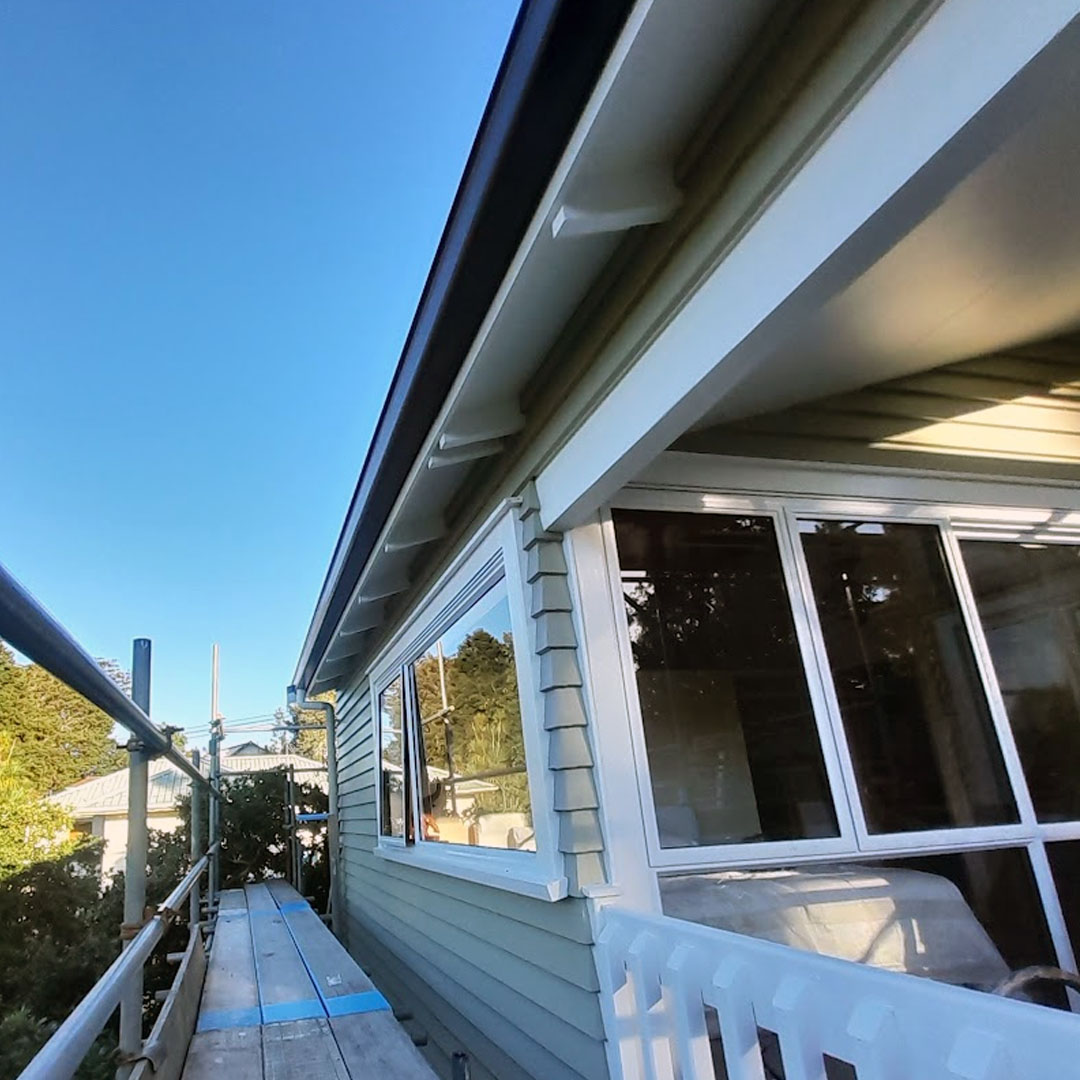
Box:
[0,2,518,747]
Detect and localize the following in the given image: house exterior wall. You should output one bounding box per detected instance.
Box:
[326,3,1040,1076]
[92,811,182,879]
[335,672,609,1080]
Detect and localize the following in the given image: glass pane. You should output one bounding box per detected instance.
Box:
[612,509,838,849]
[800,520,1017,833]
[379,675,406,839]
[660,848,1063,1005]
[877,848,1064,1008]
[961,541,1080,822]
[1047,841,1080,962]
[411,580,533,850]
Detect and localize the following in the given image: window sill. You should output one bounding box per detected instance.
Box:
[373,841,568,902]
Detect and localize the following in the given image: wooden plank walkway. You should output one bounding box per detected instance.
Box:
[182,882,435,1079]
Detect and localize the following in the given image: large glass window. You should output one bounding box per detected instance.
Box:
[799,520,1017,833]
[377,574,533,854]
[612,509,838,849]
[411,581,533,851]
[961,541,1080,822]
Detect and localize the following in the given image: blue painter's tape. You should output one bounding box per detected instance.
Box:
[296,812,328,822]
[325,991,391,1017]
[278,900,309,913]
[197,1006,262,1031]
[262,999,325,1024]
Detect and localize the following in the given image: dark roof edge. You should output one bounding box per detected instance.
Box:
[297,0,635,689]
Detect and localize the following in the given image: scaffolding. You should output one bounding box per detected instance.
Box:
[0,561,337,1080]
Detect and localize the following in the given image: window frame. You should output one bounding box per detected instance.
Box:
[600,483,1080,974]
[781,503,1033,854]
[369,510,566,901]
[603,492,859,870]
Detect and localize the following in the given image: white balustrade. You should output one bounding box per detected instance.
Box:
[594,908,1080,1080]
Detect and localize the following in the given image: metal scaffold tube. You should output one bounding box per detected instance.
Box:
[19,847,217,1080]
[207,644,222,910]
[2,561,222,1080]
[189,747,202,928]
[116,639,152,1080]
[0,562,208,789]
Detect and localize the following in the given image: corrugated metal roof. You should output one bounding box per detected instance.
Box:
[50,750,327,817]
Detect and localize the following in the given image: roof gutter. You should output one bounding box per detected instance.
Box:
[294,0,635,690]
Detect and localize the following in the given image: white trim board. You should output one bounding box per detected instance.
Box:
[634,451,1080,512]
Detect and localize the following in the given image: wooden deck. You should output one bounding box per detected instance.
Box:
[182,881,435,1079]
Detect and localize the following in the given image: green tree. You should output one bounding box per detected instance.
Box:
[0,828,189,1080]
[275,691,335,763]
[0,733,79,878]
[0,641,128,796]
[414,628,529,818]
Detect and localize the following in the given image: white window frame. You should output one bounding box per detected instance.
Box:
[601,491,859,870]
[591,457,1080,971]
[368,508,566,902]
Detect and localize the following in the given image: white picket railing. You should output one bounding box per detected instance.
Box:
[594,907,1080,1080]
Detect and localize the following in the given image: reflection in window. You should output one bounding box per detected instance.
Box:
[961,541,1080,822]
[612,509,838,849]
[1047,841,1080,961]
[800,520,1017,833]
[379,675,407,839]
[877,848,1064,1008]
[411,580,533,851]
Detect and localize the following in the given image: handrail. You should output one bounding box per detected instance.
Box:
[0,561,209,789]
[17,844,219,1080]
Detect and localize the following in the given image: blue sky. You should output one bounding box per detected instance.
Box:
[0,2,518,747]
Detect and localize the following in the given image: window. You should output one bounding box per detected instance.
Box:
[411,581,533,851]
[961,541,1080,822]
[603,482,1080,979]
[378,675,406,839]
[799,520,1017,833]
[612,509,838,849]
[370,513,560,899]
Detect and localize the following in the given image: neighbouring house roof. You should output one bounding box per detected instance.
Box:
[50,750,327,818]
[293,0,635,692]
[224,740,273,757]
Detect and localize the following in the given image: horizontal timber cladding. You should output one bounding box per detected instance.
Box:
[334,674,609,1080]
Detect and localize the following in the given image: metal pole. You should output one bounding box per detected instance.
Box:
[323,704,341,934]
[117,639,151,1080]
[189,748,202,930]
[208,645,221,908]
[437,641,459,816]
[287,765,299,891]
[208,730,220,906]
